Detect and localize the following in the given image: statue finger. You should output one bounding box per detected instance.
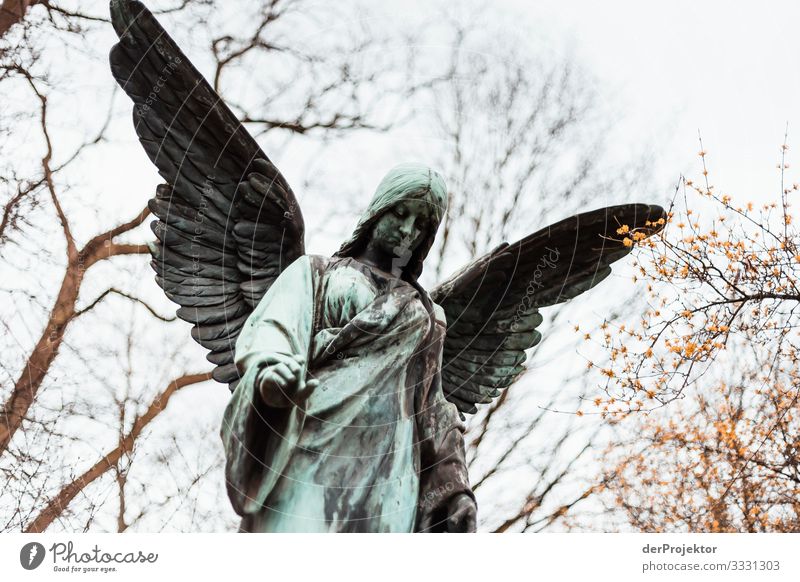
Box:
[448,506,471,533]
[270,363,296,383]
[259,374,293,407]
[446,510,463,533]
[263,353,299,369]
[295,378,317,402]
[447,496,476,533]
[255,366,273,386]
[260,371,288,391]
[283,358,302,375]
[463,505,477,533]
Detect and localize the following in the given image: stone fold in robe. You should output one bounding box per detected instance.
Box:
[221,254,473,532]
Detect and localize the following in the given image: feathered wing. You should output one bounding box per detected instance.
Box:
[109,0,305,388]
[430,203,665,415]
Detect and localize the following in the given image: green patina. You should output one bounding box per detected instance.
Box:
[110,0,665,533]
[221,164,474,532]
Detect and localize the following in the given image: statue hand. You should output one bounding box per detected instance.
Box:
[446,493,477,533]
[256,353,318,407]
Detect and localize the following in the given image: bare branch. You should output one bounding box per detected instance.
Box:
[73,288,176,322]
[23,372,211,533]
[0,0,40,38]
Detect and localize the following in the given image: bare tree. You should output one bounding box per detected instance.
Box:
[3,1,656,533]
[419,21,652,531]
[1,0,433,531]
[596,141,800,531]
[604,344,800,532]
[1,0,210,39]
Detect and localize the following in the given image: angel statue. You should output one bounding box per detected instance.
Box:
[109,0,665,533]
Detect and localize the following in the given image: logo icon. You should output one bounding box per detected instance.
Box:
[20,542,45,570]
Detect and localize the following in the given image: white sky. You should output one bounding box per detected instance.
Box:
[91,0,800,252]
[6,0,800,531]
[510,0,800,203]
[278,0,800,256]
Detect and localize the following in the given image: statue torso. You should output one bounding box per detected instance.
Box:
[249,255,443,532]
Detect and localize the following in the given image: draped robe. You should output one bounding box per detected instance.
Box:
[221,254,473,532]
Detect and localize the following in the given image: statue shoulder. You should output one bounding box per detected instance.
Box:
[300,254,332,274]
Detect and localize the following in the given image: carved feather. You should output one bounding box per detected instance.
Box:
[431,203,665,415]
[109,0,305,389]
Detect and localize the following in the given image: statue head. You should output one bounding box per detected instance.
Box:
[335,163,448,281]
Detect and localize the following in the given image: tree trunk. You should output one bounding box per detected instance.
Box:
[0,255,83,454]
[0,0,39,38]
[24,372,211,533]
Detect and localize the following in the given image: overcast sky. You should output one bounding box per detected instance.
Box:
[87,0,800,254]
[280,0,800,253]
[507,0,800,203]
[6,0,799,531]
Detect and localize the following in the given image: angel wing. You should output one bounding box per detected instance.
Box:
[430,203,665,415]
[109,0,305,388]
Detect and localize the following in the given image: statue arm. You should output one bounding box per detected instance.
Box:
[221,255,318,515]
[234,255,317,406]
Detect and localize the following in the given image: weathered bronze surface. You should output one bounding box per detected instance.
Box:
[109,0,665,532]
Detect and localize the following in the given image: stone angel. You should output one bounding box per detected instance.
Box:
[108,0,665,532]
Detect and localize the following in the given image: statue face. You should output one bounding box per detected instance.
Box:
[369,198,432,258]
